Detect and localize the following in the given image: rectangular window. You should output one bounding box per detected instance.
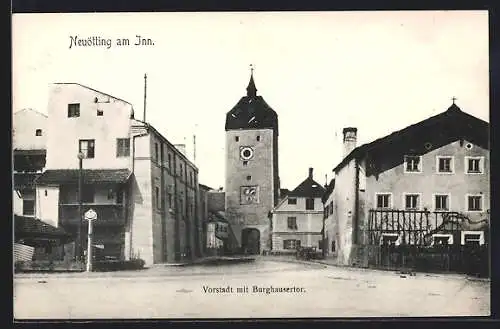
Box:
[190,172,193,186]
[154,143,159,162]
[168,193,172,208]
[155,187,161,210]
[287,217,298,230]
[35,129,42,136]
[329,201,333,214]
[235,136,239,142]
[96,109,104,116]
[404,155,421,173]
[79,139,95,158]
[107,189,115,200]
[467,195,483,211]
[256,136,260,141]
[116,138,130,157]
[160,144,164,165]
[180,164,183,179]
[437,156,453,173]
[243,161,248,166]
[404,194,420,210]
[434,194,449,211]
[168,153,172,169]
[376,193,391,209]
[462,231,484,246]
[68,103,80,117]
[288,198,297,205]
[331,240,336,252]
[82,186,95,203]
[283,239,301,250]
[466,157,484,174]
[22,199,35,216]
[305,198,314,210]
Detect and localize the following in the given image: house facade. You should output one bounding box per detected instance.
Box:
[34,83,203,266]
[271,168,326,252]
[325,103,490,267]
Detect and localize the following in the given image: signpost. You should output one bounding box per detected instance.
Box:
[84,209,97,272]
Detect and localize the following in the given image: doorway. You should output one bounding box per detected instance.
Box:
[241,228,260,255]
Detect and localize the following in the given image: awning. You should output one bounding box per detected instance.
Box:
[35,169,132,185]
[14,215,73,242]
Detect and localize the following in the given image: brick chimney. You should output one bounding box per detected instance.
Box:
[309,167,313,179]
[342,127,357,158]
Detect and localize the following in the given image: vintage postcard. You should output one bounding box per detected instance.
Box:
[12,11,490,319]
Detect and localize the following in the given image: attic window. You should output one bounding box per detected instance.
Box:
[312,184,318,188]
[425,142,432,150]
[465,143,473,150]
[288,198,297,205]
[94,97,99,103]
[97,109,104,116]
[246,175,252,181]
[35,129,42,136]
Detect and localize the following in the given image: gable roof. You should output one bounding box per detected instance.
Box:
[333,104,489,174]
[288,176,326,198]
[53,83,133,106]
[321,178,335,203]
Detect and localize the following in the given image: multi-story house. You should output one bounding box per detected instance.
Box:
[34,82,203,266]
[271,168,326,252]
[324,102,489,268]
[13,108,47,217]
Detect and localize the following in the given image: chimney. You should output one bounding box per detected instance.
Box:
[174,144,186,157]
[342,127,357,158]
[308,167,313,179]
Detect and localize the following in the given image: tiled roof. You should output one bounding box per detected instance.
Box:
[14,173,41,190]
[333,104,489,174]
[321,179,335,203]
[225,74,278,133]
[207,211,228,223]
[288,177,326,198]
[35,169,132,185]
[14,215,72,240]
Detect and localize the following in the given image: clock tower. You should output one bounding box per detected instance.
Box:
[224,68,279,254]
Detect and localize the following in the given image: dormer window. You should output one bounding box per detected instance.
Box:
[404,155,422,173]
[35,129,42,136]
[97,109,104,116]
[288,198,297,205]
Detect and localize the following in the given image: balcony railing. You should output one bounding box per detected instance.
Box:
[59,204,126,226]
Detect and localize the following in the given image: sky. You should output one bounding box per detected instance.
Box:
[12,11,489,190]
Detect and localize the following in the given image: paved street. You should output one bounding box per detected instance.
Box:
[14,259,490,319]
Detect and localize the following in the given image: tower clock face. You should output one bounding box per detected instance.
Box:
[240,146,254,160]
[240,186,259,204]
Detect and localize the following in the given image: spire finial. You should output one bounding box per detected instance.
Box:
[246,64,257,97]
[452,96,457,104]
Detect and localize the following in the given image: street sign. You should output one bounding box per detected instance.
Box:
[84,209,98,221]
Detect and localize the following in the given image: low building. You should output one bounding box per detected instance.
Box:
[271,168,326,253]
[327,102,489,271]
[13,108,47,218]
[34,82,203,266]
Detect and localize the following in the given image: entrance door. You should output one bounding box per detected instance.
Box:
[241,228,260,255]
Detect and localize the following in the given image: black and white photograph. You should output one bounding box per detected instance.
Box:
[12,11,490,319]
